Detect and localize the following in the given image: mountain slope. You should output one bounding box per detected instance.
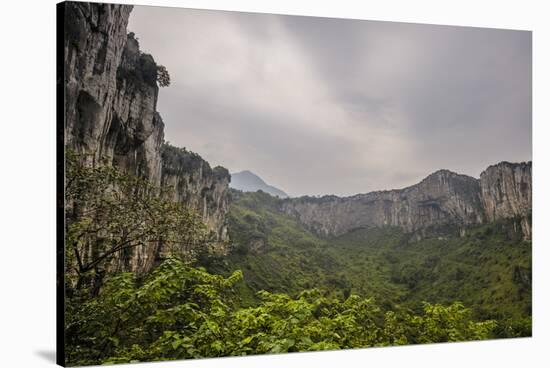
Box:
[231,170,288,198]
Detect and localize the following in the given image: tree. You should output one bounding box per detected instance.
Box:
[408,302,497,343]
[156,65,171,87]
[66,256,243,365]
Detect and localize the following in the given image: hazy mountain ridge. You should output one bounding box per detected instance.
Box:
[231,170,289,198]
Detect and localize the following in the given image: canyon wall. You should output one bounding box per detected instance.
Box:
[282,163,532,239]
[62,2,230,272]
[161,145,231,241]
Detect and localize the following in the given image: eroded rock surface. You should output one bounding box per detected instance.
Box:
[161,145,231,241]
[282,163,531,239]
[480,161,532,238]
[282,170,483,236]
[62,3,231,272]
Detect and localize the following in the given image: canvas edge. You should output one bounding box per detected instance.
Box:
[56,1,66,367]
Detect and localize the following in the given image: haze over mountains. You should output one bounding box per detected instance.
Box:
[230,170,289,198]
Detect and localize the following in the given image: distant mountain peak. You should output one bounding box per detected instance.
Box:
[233,170,265,181]
[230,170,288,198]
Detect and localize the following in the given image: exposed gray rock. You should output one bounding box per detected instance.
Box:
[480,161,532,238]
[161,144,231,241]
[62,3,231,273]
[282,170,484,237]
[64,3,131,160]
[64,2,164,185]
[282,163,531,239]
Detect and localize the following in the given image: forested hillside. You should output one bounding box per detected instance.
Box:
[210,191,531,336]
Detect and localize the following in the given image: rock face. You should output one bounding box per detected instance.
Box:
[161,145,231,241]
[480,162,532,238]
[64,3,164,185]
[62,3,230,271]
[282,170,484,237]
[282,163,532,239]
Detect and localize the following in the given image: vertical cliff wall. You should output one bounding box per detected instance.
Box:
[161,145,231,241]
[282,170,484,237]
[63,2,231,272]
[480,161,532,238]
[282,163,532,239]
[64,3,164,185]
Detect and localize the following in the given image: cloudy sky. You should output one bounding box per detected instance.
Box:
[128,6,531,197]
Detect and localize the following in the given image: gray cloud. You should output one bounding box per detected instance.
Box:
[128,6,531,197]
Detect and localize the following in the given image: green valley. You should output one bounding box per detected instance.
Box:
[208,190,531,337]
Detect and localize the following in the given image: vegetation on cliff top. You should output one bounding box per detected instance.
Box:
[161,143,229,179]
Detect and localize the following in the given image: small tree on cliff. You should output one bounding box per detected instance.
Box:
[156,64,171,87]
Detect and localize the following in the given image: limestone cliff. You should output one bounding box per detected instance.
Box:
[62,2,230,271]
[64,3,164,184]
[282,170,484,237]
[161,144,231,241]
[480,161,532,238]
[282,163,531,239]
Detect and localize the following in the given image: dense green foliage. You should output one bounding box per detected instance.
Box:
[67,257,495,366]
[161,143,229,180]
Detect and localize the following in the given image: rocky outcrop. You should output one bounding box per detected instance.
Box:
[107,33,165,186]
[62,3,231,272]
[161,145,231,241]
[481,161,532,238]
[282,163,532,239]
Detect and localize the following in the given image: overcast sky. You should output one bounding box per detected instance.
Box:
[128,6,531,197]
